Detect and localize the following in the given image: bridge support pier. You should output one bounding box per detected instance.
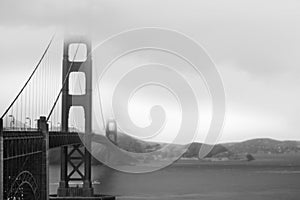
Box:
[38,116,50,200]
[57,146,69,196]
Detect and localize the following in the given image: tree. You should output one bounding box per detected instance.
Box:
[246,154,255,161]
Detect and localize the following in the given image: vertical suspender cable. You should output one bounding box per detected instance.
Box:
[41,57,44,116]
[1,34,55,119]
[24,81,27,129]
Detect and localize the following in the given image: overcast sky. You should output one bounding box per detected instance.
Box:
[0,0,300,142]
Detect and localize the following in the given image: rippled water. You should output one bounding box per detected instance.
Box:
[50,155,300,200]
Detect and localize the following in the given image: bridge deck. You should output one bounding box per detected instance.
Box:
[48,131,110,148]
[2,130,110,150]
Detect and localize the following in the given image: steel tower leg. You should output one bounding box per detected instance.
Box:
[57,35,93,197]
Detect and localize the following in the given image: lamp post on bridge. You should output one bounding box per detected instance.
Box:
[34,119,39,129]
[25,117,31,130]
[48,121,52,131]
[8,115,15,129]
[57,122,61,131]
[70,124,75,132]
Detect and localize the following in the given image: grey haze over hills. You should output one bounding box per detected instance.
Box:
[49,132,300,165]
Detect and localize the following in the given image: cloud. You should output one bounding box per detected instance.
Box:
[1,0,300,141]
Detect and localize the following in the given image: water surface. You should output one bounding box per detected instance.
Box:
[50,155,300,200]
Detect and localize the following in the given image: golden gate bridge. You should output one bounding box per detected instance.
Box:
[0,33,117,200]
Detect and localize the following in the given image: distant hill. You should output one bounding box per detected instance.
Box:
[116,132,161,153]
[223,138,300,154]
[49,136,300,165]
[182,143,228,158]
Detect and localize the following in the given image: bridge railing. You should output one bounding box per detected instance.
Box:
[0,117,49,200]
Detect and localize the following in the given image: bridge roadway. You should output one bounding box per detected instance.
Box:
[48,131,110,149]
[2,130,111,153]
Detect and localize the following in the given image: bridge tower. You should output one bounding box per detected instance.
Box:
[57,35,94,197]
[106,120,118,145]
